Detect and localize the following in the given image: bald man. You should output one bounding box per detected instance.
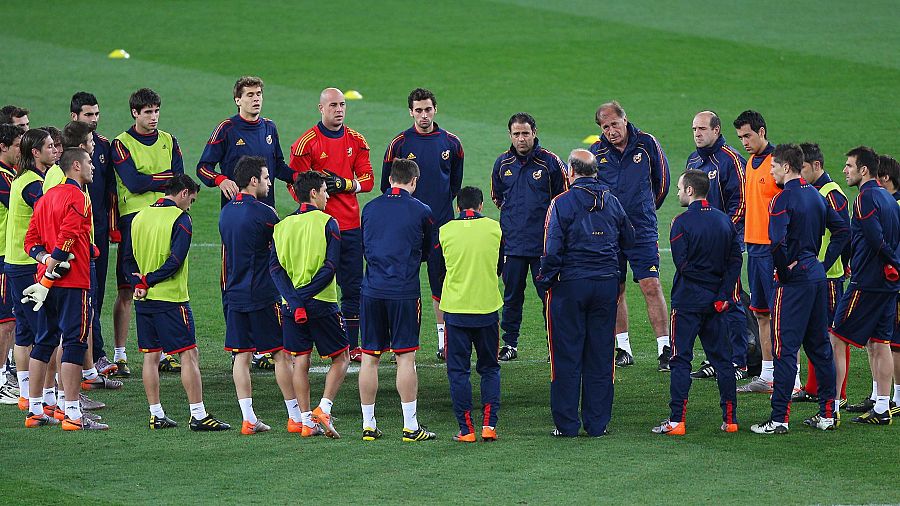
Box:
[289,88,375,357]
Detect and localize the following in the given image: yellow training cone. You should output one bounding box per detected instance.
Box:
[345,90,363,100]
[582,135,600,144]
[108,49,130,59]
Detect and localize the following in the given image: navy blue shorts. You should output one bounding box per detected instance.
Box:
[115,213,136,289]
[830,289,896,348]
[746,245,776,313]
[281,305,348,358]
[426,252,446,301]
[32,287,91,365]
[225,304,283,354]
[360,295,421,355]
[9,267,39,347]
[137,303,197,355]
[0,270,14,324]
[618,239,660,283]
[893,297,900,348]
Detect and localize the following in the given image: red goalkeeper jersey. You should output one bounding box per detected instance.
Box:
[289,122,374,230]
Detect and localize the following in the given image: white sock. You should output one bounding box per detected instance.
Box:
[761,361,775,382]
[870,380,878,401]
[401,400,419,431]
[253,353,264,360]
[361,403,376,430]
[149,403,165,418]
[301,410,315,428]
[82,367,98,381]
[615,332,632,355]
[29,396,42,415]
[113,347,126,362]
[875,395,890,413]
[238,397,257,424]
[656,336,670,356]
[318,397,333,415]
[834,400,840,413]
[42,387,56,406]
[0,371,5,386]
[58,391,65,404]
[285,399,301,423]
[65,400,81,420]
[17,371,29,398]
[189,402,208,420]
[793,369,802,390]
[893,384,900,405]
[437,323,445,350]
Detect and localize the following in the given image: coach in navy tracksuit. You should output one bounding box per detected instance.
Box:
[537,149,634,437]
[589,101,670,369]
[652,170,742,436]
[751,145,849,434]
[685,111,749,373]
[490,113,567,360]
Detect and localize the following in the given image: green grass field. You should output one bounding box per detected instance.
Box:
[3,1,900,504]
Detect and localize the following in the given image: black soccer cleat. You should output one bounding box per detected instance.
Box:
[845,397,875,413]
[791,389,818,403]
[402,426,436,442]
[189,415,231,431]
[150,415,178,429]
[498,345,517,362]
[851,408,892,425]
[614,348,634,367]
[658,346,671,372]
[362,427,383,441]
[690,360,715,379]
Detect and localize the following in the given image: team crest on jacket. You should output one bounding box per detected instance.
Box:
[532,169,543,180]
[406,153,416,160]
[708,170,717,179]
[347,147,353,157]
[441,149,450,160]
[504,169,513,177]
[266,135,272,145]
[99,154,105,164]
[599,157,608,164]
[236,138,245,146]
[633,152,642,163]
[320,152,328,159]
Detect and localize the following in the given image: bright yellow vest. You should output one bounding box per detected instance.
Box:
[0,165,16,258]
[42,167,95,242]
[818,181,846,279]
[5,170,44,265]
[115,130,173,216]
[438,217,503,314]
[131,204,189,302]
[272,210,337,303]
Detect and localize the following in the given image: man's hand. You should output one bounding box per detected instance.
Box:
[218,178,239,200]
[22,276,53,311]
[322,170,354,193]
[42,253,74,279]
[134,287,148,299]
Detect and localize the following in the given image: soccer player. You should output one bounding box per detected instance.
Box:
[652,170,742,436]
[220,156,298,435]
[589,101,671,371]
[830,146,899,426]
[685,110,749,378]
[123,174,230,431]
[794,143,852,405]
[7,129,56,411]
[269,171,350,439]
[749,144,848,435]
[289,88,374,359]
[382,88,464,359]
[22,148,106,430]
[733,110,781,393]
[538,149,635,437]
[877,155,900,416]
[438,186,503,442]
[490,112,567,362]
[111,88,185,376]
[0,105,29,130]
[358,159,436,442]
[0,124,22,405]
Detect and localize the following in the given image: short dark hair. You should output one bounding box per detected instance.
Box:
[732,110,767,135]
[846,146,879,175]
[507,112,536,132]
[0,105,29,124]
[0,124,23,149]
[129,88,161,118]
[70,92,98,115]
[594,101,626,126]
[389,158,420,184]
[293,171,326,203]
[569,152,598,177]
[165,174,199,196]
[17,128,51,177]
[456,186,483,211]
[60,147,89,174]
[877,155,900,189]
[233,156,267,189]
[799,142,824,167]
[772,143,804,174]
[233,76,264,99]
[62,121,94,149]
[407,88,436,110]
[681,169,710,197]
[40,125,61,146]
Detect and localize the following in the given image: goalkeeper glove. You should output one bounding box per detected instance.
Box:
[22,275,54,311]
[322,170,355,193]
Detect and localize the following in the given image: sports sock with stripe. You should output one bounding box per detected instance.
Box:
[437,323,445,350]
[42,387,56,406]
[893,384,900,405]
[761,361,774,383]
[82,367,98,381]
[656,336,670,356]
[874,395,890,414]
[401,400,419,431]
[616,332,632,355]
[238,397,257,424]
[149,403,166,418]
[17,371,29,399]
[318,397,333,415]
[65,400,81,421]
[361,403,376,430]
[189,402,208,420]
[301,410,315,428]
[285,399,301,422]
[29,397,42,415]
[870,381,878,401]
[113,347,127,362]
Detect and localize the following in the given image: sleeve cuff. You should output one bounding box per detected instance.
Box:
[51,248,70,262]
[214,175,228,186]
[29,247,47,262]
